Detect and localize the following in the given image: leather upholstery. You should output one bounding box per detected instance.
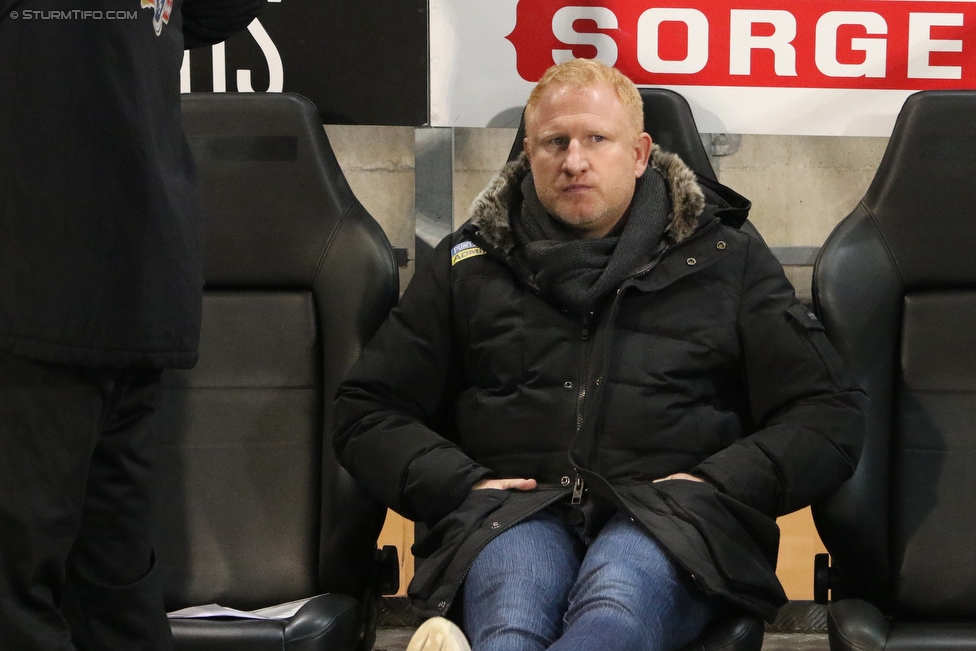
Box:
[813,90,976,650]
[677,615,765,651]
[169,595,360,651]
[154,93,399,650]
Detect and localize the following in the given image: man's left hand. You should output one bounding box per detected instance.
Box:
[472,478,538,491]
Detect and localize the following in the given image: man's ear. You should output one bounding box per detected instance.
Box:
[634,132,652,176]
[523,136,531,159]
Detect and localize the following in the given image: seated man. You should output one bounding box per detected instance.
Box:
[334,59,864,651]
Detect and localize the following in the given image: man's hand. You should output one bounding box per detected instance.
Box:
[472,478,538,491]
[653,472,705,484]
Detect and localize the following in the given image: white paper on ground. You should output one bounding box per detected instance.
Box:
[167,596,315,620]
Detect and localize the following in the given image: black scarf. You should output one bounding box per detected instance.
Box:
[512,166,672,313]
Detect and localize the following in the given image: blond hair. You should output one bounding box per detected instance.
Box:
[524,59,644,137]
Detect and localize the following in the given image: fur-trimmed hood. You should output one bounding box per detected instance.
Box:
[468,145,709,254]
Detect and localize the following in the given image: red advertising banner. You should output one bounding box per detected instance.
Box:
[506,0,976,90]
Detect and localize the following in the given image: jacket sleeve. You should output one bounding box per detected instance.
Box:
[333,236,494,525]
[181,0,264,49]
[691,235,866,517]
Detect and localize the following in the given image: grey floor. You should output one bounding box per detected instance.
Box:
[373,629,829,651]
[761,633,829,651]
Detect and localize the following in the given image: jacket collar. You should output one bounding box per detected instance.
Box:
[467,145,706,255]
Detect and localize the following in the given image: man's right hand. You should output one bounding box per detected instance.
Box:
[472,478,537,491]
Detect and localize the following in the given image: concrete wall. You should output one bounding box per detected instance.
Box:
[324,125,418,287]
[716,135,888,302]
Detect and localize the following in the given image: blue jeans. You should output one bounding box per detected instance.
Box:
[462,508,720,651]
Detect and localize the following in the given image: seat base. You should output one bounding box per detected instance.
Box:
[829,599,976,651]
[678,614,764,651]
[170,594,361,651]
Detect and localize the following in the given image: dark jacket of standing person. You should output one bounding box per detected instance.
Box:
[334,147,865,621]
[0,0,263,369]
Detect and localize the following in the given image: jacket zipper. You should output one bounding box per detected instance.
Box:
[572,311,591,504]
[438,490,570,615]
[569,220,723,505]
[465,220,720,517]
[571,476,585,504]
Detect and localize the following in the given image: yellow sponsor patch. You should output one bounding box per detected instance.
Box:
[451,241,486,266]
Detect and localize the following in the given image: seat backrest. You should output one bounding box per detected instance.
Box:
[813,90,976,618]
[154,93,399,610]
[506,87,717,180]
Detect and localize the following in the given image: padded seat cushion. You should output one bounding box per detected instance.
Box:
[893,291,976,618]
[677,614,764,651]
[156,291,322,609]
[170,594,360,651]
[829,599,976,651]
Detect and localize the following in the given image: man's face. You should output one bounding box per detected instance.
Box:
[524,81,652,239]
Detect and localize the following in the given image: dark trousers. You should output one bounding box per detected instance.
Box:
[0,350,174,651]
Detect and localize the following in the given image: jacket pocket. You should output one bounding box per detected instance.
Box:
[619,480,785,619]
[409,489,511,600]
[413,489,510,557]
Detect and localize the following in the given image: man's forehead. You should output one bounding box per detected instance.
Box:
[526,81,629,136]
[537,81,615,107]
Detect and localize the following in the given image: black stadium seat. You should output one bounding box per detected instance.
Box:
[813,90,976,650]
[153,92,400,651]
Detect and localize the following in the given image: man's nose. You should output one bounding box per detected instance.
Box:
[562,139,587,175]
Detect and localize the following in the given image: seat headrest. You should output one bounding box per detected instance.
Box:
[863,90,976,287]
[181,93,362,288]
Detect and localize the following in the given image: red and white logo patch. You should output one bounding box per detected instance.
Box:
[140,0,173,36]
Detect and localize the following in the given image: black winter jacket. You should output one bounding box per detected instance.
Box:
[334,147,865,621]
[0,0,262,368]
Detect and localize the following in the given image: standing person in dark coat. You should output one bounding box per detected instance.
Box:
[0,1,262,649]
[334,59,865,651]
